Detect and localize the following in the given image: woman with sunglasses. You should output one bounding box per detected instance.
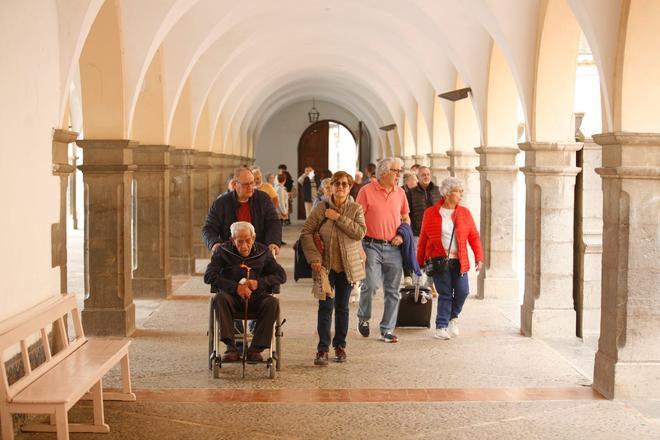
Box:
[300,171,366,365]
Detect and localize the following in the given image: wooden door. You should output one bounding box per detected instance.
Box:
[297,121,329,219]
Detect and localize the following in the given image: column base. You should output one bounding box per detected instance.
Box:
[132,276,172,298]
[82,303,135,337]
[480,276,520,300]
[520,303,575,338]
[594,351,660,399]
[171,256,195,275]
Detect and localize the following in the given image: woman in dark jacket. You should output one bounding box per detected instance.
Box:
[417,177,484,340]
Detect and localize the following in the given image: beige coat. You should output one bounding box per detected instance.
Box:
[300,197,366,284]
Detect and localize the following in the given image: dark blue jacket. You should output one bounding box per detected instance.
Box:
[203,241,286,295]
[202,190,281,249]
[397,223,422,277]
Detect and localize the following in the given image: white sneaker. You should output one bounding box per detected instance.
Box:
[434,328,451,340]
[403,276,413,286]
[448,319,459,337]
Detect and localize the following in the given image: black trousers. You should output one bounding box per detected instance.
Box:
[214,292,279,351]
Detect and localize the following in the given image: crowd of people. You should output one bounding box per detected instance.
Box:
[202,158,483,366]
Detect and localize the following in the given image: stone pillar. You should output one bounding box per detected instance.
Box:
[475,146,520,299]
[132,145,172,298]
[209,153,224,201]
[412,154,429,167]
[575,139,603,344]
[427,153,450,185]
[77,140,136,336]
[192,151,212,260]
[169,148,195,274]
[52,129,78,294]
[519,142,581,338]
[592,132,660,399]
[402,155,415,170]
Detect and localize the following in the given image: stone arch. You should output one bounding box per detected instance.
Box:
[615,0,660,132]
[79,0,126,138]
[532,0,583,142]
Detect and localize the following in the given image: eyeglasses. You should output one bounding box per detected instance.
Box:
[238,181,255,187]
[389,169,402,174]
[234,238,255,246]
[333,181,350,187]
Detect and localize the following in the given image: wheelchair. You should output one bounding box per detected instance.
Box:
[208,285,284,379]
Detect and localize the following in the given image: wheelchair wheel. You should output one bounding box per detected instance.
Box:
[267,359,276,379]
[275,316,283,371]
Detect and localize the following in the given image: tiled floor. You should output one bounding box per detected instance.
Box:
[44,223,660,440]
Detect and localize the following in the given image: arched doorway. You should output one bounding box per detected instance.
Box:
[297,120,358,219]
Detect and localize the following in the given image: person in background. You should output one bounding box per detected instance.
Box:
[410,163,421,174]
[274,173,289,225]
[298,166,321,218]
[225,174,237,193]
[350,171,364,200]
[300,171,366,365]
[401,172,419,284]
[417,177,484,340]
[251,166,278,209]
[278,164,294,225]
[363,163,376,184]
[266,172,276,187]
[356,157,410,343]
[313,177,333,208]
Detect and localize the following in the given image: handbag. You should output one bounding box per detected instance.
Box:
[312,202,330,254]
[293,202,331,281]
[424,221,455,277]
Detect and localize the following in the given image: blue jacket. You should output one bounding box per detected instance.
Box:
[397,223,421,277]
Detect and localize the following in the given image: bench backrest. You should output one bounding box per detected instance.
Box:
[0,295,87,402]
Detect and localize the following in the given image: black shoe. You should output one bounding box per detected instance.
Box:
[334,346,347,362]
[222,348,240,362]
[314,351,329,366]
[246,350,263,364]
[358,320,370,337]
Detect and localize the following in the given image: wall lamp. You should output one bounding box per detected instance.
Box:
[379,124,397,131]
[438,87,472,101]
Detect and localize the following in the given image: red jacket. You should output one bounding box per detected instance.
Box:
[416,199,484,274]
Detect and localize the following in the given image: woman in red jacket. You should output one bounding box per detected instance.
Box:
[416,177,484,340]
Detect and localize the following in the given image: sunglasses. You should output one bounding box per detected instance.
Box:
[333,181,350,187]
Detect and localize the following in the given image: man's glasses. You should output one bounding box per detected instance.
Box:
[389,169,402,174]
[333,181,350,187]
[234,238,254,246]
[238,181,255,187]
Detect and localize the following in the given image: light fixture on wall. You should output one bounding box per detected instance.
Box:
[379,123,397,131]
[438,87,472,101]
[308,97,320,124]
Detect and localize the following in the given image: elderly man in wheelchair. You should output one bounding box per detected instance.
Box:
[204,221,286,364]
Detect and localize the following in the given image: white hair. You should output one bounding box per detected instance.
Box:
[230,221,256,238]
[375,157,404,179]
[439,177,463,197]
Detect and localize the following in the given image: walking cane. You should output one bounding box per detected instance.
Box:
[239,263,251,378]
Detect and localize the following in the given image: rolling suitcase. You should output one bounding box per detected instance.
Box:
[396,280,432,328]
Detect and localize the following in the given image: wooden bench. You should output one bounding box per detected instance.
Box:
[0,295,135,440]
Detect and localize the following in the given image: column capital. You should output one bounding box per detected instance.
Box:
[593,131,660,180]
[76,139,137,172]
[53,128,78,144]
[475,146,520,174]
[474,146,520,155]
[170,148,194,169]
[134,145,172,172]
[192,151,213,169]
[52,129,79,175]
[518,141,582,152]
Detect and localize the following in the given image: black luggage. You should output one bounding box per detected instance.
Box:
[293,240,312,281]
[396,282,432,328]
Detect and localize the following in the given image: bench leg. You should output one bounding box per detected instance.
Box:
[55,408,69,440]
[1,409,14,440]
[91,379,106,428]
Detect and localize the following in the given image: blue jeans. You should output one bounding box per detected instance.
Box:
[358,241,403,334]
[317,270,351,352]
[433,259,470,329]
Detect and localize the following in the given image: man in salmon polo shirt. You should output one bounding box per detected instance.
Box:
[356,157,410,343]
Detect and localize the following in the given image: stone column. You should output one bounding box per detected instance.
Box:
[192,151,212,260]
[475,146,520,300]
[209,153,224,201]
[519,142,581,338]
[132,145,172,298]
[169,148,195,274]
[52,129,78,294]
[412,154,429,167]
[575,139,603,344]
[77,140,136,336]
[592,132,660,399]
[402,155,415,170]
[427,153,450,185]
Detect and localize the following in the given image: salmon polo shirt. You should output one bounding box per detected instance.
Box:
[356,180,410,241]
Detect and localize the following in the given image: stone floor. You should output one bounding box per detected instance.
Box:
[14,223,659,439]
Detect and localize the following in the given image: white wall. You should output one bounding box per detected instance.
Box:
[0,1,62,321]
[254,100,363,179]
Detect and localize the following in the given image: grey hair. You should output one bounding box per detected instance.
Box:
[230,221,256,238]
[319,177,332,191]
[375,157,404,179]
[416,166,431,176]
[439,177,463,197]
[233,166,252,179]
